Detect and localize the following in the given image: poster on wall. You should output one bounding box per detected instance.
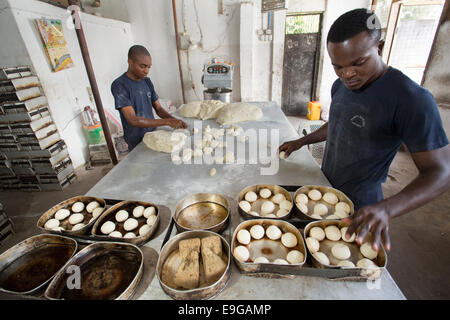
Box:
[35,18,74,72]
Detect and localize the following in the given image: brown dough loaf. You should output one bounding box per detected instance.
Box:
[201,236,227,285]
[174,238,201,289]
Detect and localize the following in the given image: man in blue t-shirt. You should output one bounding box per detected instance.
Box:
[279,9,450,252]
[111,45,187,151]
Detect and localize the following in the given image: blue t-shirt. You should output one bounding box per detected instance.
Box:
[322,67,448,210]
[111,73,159,151]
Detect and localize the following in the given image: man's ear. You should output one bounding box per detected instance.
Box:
[378,40,385,56]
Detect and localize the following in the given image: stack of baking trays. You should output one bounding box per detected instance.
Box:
[0,66,75,191]
[156,184,387,300]
[0,203,14,248]
[0,195,168,300]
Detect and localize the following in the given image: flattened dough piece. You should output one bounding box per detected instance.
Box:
[143,130,187,153]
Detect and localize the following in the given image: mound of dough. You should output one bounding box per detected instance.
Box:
[143,130,187,153]
[216,103,263,125]
[178,100,226,120]
[178,101,203,118]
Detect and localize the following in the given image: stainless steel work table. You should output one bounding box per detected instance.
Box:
[86,102,406,300]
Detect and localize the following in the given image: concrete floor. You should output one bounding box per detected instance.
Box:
[0,119,449,300]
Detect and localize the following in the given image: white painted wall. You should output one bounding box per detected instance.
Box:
[4,0,133,168]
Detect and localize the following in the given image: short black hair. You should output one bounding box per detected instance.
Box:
[327,9,382,43]
[128,45,151,61]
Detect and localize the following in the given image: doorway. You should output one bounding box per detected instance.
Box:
[281,13,322,116]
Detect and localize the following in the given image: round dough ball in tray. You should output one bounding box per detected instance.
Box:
[92,200,160,246]
[293,185,355,221]
[37,196,106,235]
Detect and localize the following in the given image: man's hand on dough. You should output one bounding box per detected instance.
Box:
[278,140,303,158]
[343,203,391,252]
[166,119,188,129]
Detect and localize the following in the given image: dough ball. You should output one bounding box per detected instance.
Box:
[101,221,116,235]
[86,201,100,213]
[265,214,276,218]
[295,193,309,204]
[279,200,293,211]
[337,260,356,268]
[250,225,265,240]
[272,193,286,204]
[308,189,322,201]
[266,225,282,240]
[306,237,320,253]
[52,227,64,232]
[239,200,251,213]
[297,203,308,214]
[45,219,60,230]
[331,243,351,260]
[259,188,272,199]
[313,252,330,265]
[334,210,349,219]
[360,242,378,260]
[171,154,181,162]
[143,206,156,218]
[253,256,269,264]
[335,202,351,214]
[323,192,339,205]
[237,229,251,245]
[310,214,323,220]
[203,147,213,155]
[279,151,286,160]
[147,215,158,226]
[274,259,289,265]
[92,207,105,219]
[281,232,298,248]
[324,225,341,241]
[245,191,258,202]
[287,250,304,264]
[209,168,217,177]
[110,231,123,238]
[124,232,137,239]
[69,213,84,225]
[115,210,129,223]
[313,203,328,216]
[234,246,250,262]
[309,227,325,241]
[71,202,85,213]
[132,206,145,218]
[72,223,85,231]
[276,208,289,217]
[261,201,275,215]
[326,215,340,220]
[55,209,70,221]
[340,227,356,243]
[139,224,152,237]
[248,211,260,217]
[124,218,139,231]
[357,258,376,269]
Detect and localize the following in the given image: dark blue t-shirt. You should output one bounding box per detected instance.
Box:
[111,73,159,151]
[322,67,448,210]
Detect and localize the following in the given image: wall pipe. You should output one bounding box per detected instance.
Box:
[172,0,187,104]
[68,0,118,165]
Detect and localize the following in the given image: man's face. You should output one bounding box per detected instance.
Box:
[327,31,383,91]
[128,54,152,80]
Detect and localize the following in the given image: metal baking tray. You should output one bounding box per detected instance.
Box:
[0,234,77,295]
[157,230,231,300]
[45,242,143,300]
[91,200,161,246]
[173,193,230,234]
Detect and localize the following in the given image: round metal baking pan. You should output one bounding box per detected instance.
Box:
[293,185,355,221]
[173,193,229,233]
[237,184,293,220]
[45,241,143,300]
[231,219,307,274]
[156,230,231,300]
[37,196,106,236]
[304,220,387,279]
[0,234,77,295]
[91,200,160,246]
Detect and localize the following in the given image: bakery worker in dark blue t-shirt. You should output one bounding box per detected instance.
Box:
[111,45,187,151]
[279,9,450,252]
